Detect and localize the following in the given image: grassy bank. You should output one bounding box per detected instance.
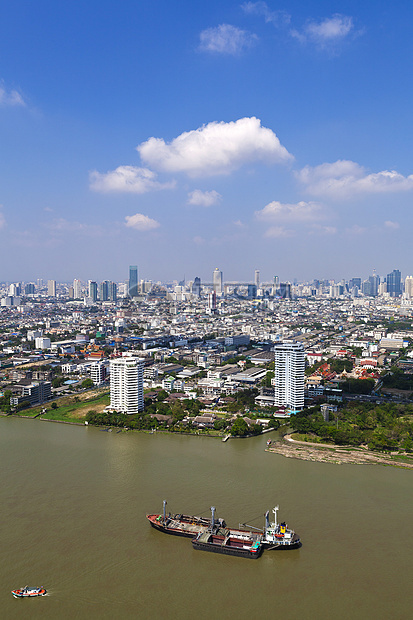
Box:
[16,390,110,424]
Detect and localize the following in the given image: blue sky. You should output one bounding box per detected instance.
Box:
[1,1,413,283]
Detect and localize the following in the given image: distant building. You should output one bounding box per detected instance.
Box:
[109,281,117,302]
[129,265,138,297]
[279,282,292,299]
[47,280,56,297]
[24,283,35,295]
[73,279,82,299]
[88,281,98,301]
[273,342,305,411]
[247,284,257,299]
[110,356,144,415]
[213,268,223,296]
[192,277,201,297]
[99,281,109,301]
[386,269,402,297]
[405,276,413,299]
[35,337,51,349]
[206,291,217,314]
[254,270,260,289]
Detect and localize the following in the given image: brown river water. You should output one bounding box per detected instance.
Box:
[1,416,412,619]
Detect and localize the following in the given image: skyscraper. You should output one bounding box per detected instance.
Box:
[47,280,56,297]
[88,280,98,301]
[73,279,82,299]
[405,276,413,299]
[386,269,402,297]
[129,265,138,297]
[109,281,117,301]
[110,356,144,415]
[213,268,223,296]
[192,277,201,297]
[99,280,109,301]
[254,270,260,289]
[273,342,305,411]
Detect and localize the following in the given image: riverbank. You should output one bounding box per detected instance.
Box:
[266,434,413,468]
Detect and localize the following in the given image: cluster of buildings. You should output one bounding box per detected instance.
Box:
[1,265,413,416]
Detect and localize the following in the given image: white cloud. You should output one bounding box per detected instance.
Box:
[345,224,366,235]
[137,117,292,177]
[241,2,290,26]
[309,225,337,235]
[89,165,175,194]
[297,160,413,198]
[291,14,354,46]
[199,24,257,55]
[193,235,206,245]
[125,213,160,231]
[264,226,295,238]
[384,220,400,230]
[187,189,222,207]
[46,218,103,236]
[0,84,25,106]
[255,200,323,222]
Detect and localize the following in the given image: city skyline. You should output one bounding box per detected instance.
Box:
[2,2,413,280]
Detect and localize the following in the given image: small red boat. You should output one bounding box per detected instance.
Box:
[11,586,47,598]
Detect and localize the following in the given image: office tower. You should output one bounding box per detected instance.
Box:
[349,278,362,290]
[129,265,138,297]
[255,270,260,289]
[213,268,223,296]
[248,284,257,299]
[109,281,117,301]
[73,279,82,299]
[47,280,56,297]
[386,269,402,297]
[273,276,279,295]
[110,356,144,415]
[68,286,74,299]
[192,277,201,297]
[99,280,109,301]
[24,283,35,295]
[279,282,292,299]
[88,281,98,301]
[273,342,305,411]
[9,283,21,296]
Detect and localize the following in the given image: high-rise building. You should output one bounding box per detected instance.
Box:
[213,268,223,296]
[248,284,257,299]
[110,355,144,415]
[273,342,305,411]
[91,362,106,386]
[88,281,98,301]
[386,269,402,297]
[279,282,292,299]
[206,291,217,314]
[254,270,260,289]
[24,283,35,295]
[99,280,109,301]
[405,276,413,299]
[73,279,82,299]
[192,277,201,297]
[47,280,56,297]
[109,281,117,302]
[129,265,138,297]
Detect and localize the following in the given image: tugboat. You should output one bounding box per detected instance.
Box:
[191,507,263,559]
[261,506,301,549]
[147,500,226,538]
[11,586,47,598]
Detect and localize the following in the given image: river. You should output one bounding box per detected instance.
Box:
[1,417,412,619]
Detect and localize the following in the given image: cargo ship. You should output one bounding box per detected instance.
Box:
[192,507,263,559]
[146,500,226,538]
[147,502,301,553]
